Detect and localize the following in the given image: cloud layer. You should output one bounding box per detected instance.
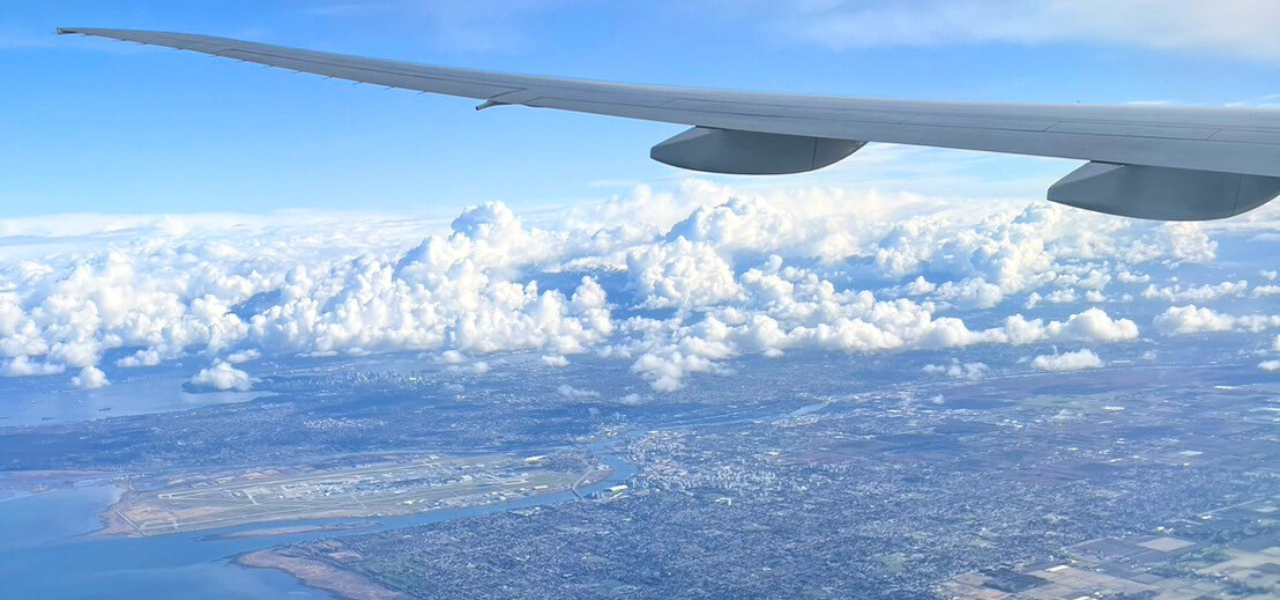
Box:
[0,179,1272,391]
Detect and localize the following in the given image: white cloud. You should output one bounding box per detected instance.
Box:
[1142,280,1248,303]
[71,365,109,389]
[439,350,467,365]
[225,349,261,365]
[1117,270,1150,284]
[905,276,936,296]
[622,260,1137,389]
[1261,359,1280,371]
[0,179,1263,393]
[1032,349,1104,372]
[1158,223,1217,263]
[1002,308,1139,344]
[1154,305,1280,335]
[117,349,161,368]
[190,362,256,392]
[1054,267,1110,291]
[923,359,989,380]
[1153,305,1236,335]
[1,356,65,377]
[627,238,740,308]
[1044,289,1078,304]
[556,384,600,399]
[541,354,569,367]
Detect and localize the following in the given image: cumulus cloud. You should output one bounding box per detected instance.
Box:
[1002,308,1139,344]
[117,349,161,368]
[627,238,740,308]
[1117,270,1151,284]
[1,355,65,377]
[1032,349,1104,372]
[71,365,109,389]
[190,362,256,392]
[1142,280,1248,303]
[556,384,600,399]
[622,262,1137,390]
[1026,289,1078,307]
[225,349,261,364]
[541,354,569,367]
[1261,360,1280,371]
[1154,305,1235,334]
[923,359,989,380]
[904,276,936,296]
[0,179,1259,392]
[1154,305,1280,335]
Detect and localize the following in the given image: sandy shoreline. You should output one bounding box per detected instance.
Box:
[236,548,409,600]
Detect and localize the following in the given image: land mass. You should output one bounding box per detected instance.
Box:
[238,547,408,600]
[96,451,606,537]
[203,522,371,541]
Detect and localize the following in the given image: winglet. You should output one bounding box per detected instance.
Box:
[56,28,79,35]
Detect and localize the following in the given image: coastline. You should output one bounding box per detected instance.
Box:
[236,547,409,600]
[93,486,138,538]
[0,438,633,599]
[87,454,611,538]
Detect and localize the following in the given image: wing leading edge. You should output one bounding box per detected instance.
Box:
[58,27,1280,220]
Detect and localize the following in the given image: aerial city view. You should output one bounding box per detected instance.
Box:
[4,2,1280,599]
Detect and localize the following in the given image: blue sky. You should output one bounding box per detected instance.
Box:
[1,2,1279,395]
[5,0,1280,217]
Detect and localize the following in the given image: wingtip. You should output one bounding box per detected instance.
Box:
[56,28,80,35]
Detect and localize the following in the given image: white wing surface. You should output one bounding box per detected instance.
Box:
[59,28,1280,220]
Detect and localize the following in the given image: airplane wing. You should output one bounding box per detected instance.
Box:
[58,27,1280,220]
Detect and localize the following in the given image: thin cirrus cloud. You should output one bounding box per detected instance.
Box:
[301,0,1280,60]
[732,0,1280,60]
[0,179,1271,393]
[302,0,580,52]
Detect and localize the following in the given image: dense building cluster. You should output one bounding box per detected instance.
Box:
[269,362,1277,599]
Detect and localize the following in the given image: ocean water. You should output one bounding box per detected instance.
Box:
[0,450,636,599]
[0,374,274,428]
[0,484,335,599]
